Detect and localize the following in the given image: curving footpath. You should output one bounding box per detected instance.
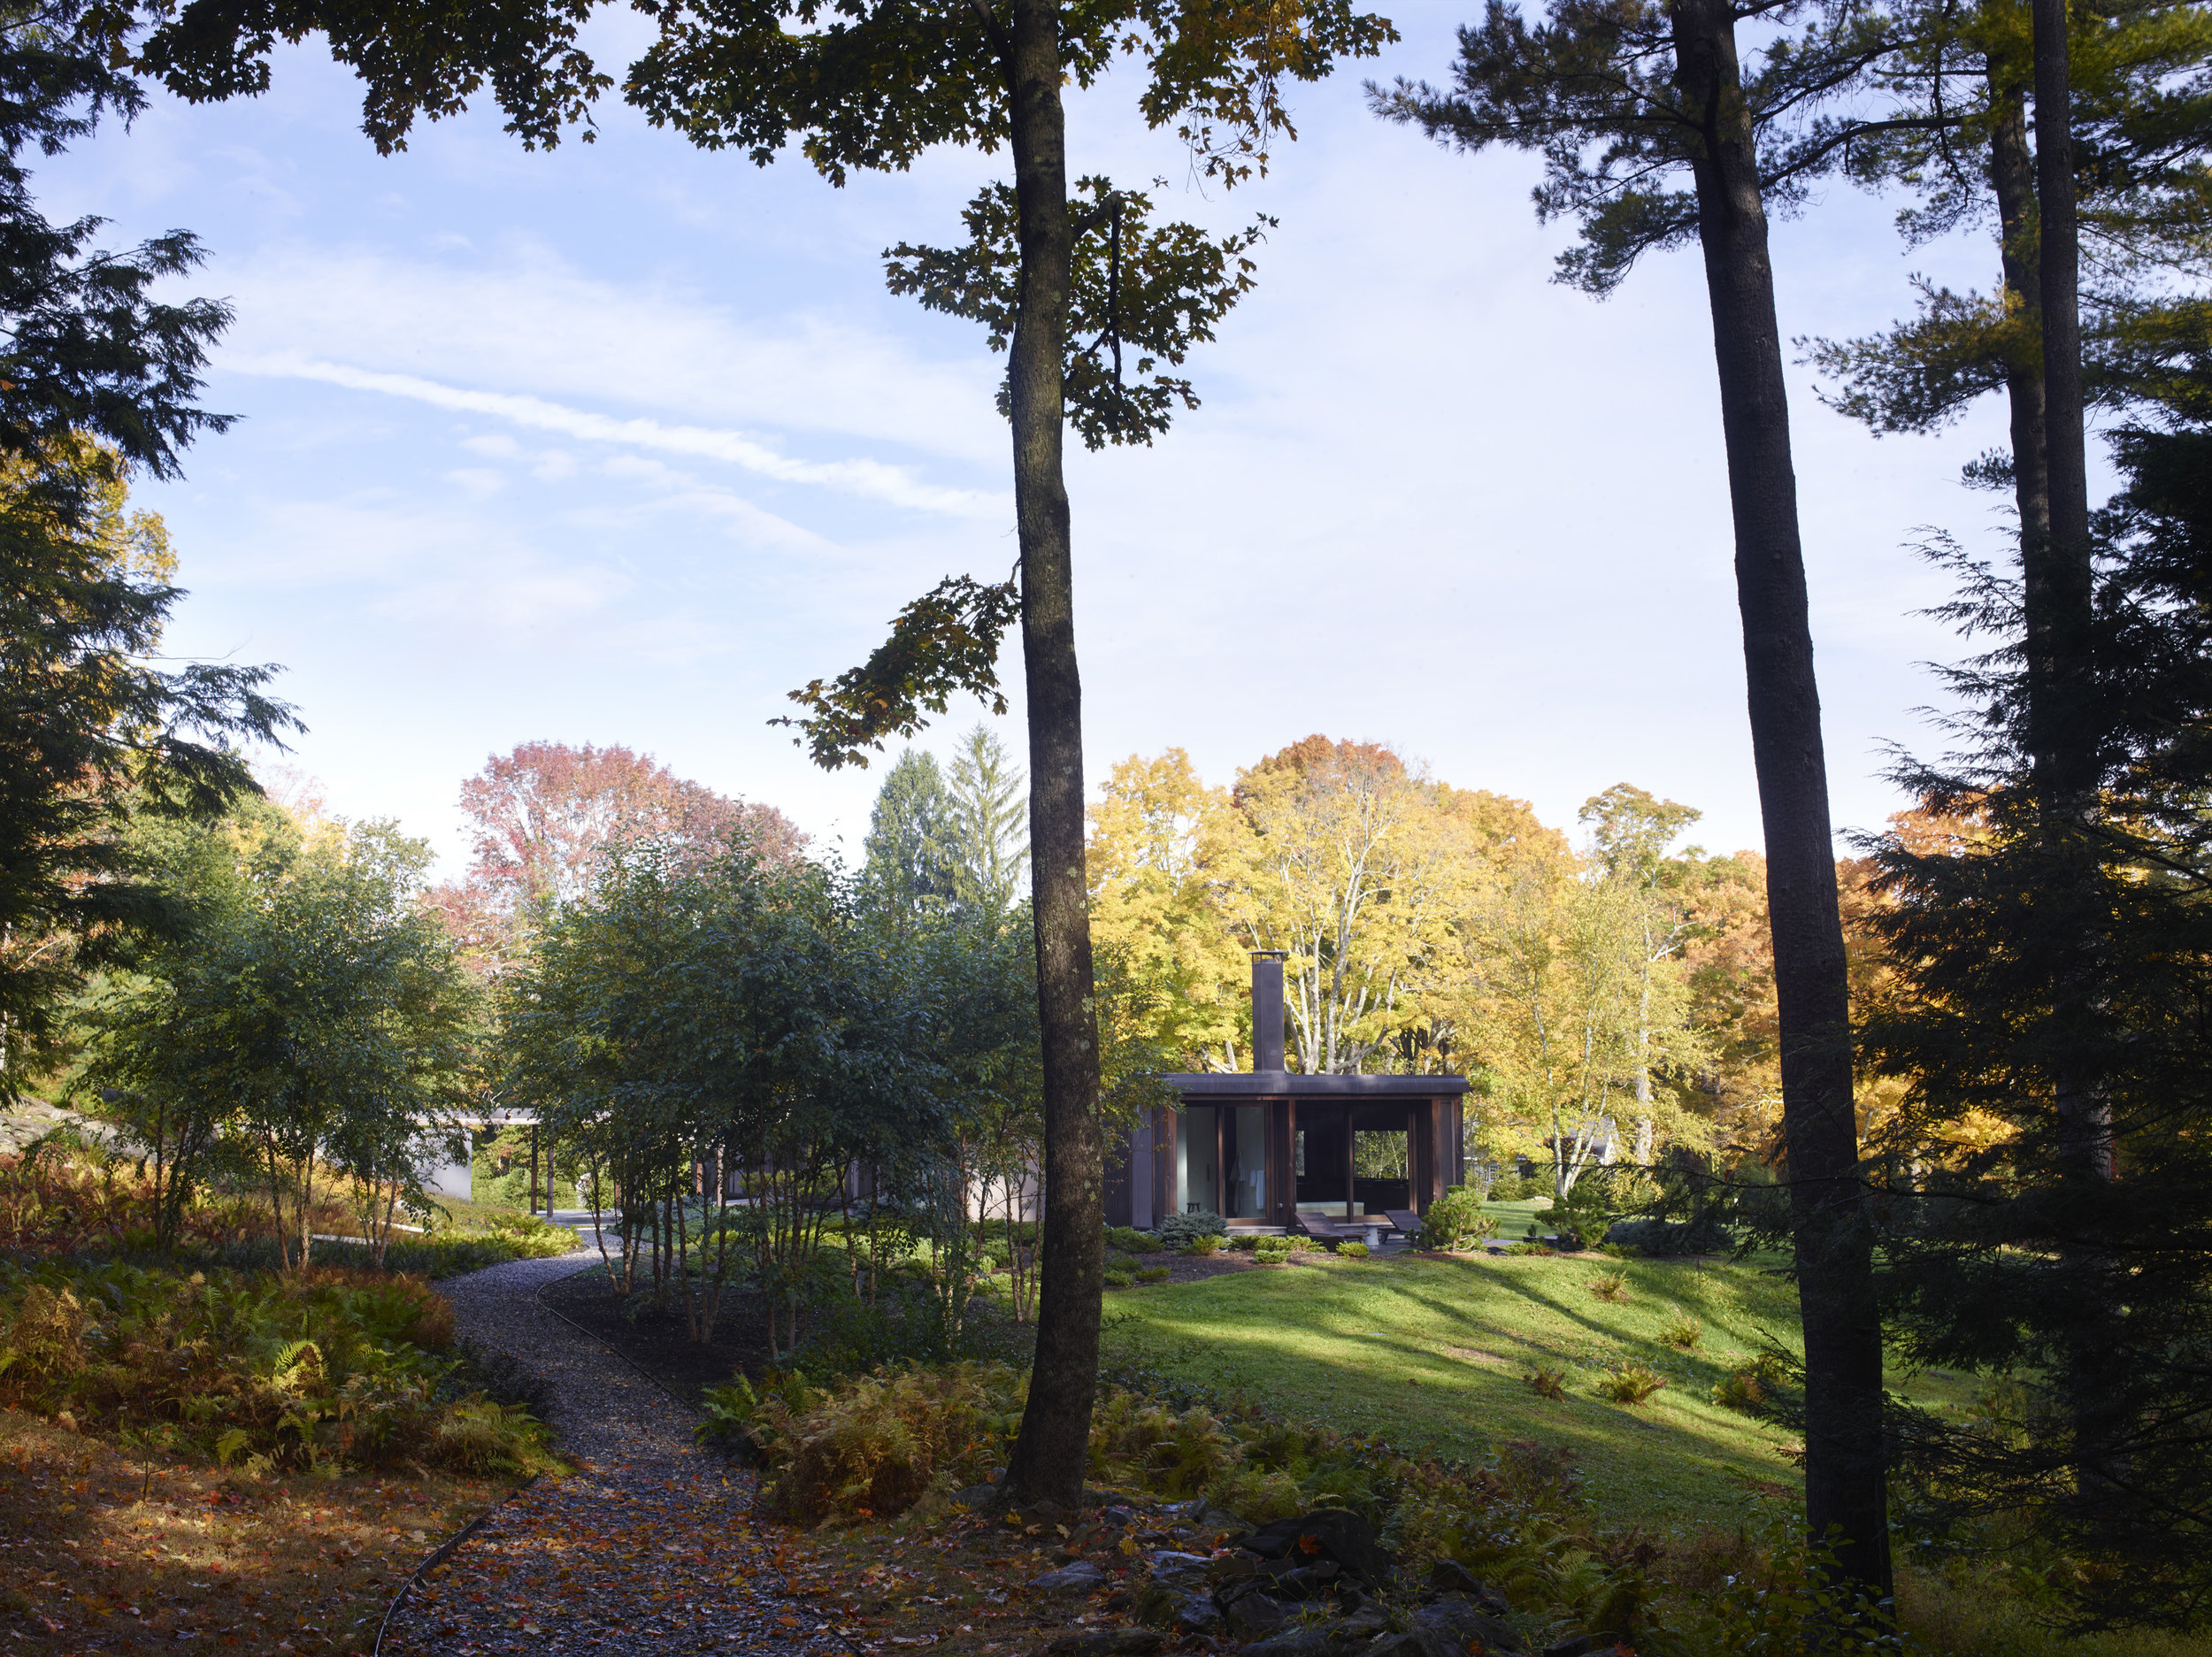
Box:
[380,1250,851,1656]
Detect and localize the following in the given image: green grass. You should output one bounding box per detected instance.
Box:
[1100,1248,1978,1530]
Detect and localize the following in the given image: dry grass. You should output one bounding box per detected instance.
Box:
[0,1408,523,1654]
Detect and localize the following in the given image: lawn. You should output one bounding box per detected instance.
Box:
[1099,1247,1974,1530]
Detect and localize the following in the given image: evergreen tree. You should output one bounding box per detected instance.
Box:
[1865,357,2212,1630]
[861,748,956,917]
[941,725,1028,918]
[0,7,290,1090]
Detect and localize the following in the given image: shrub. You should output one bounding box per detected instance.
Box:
[1135,1265,1171,1284]
[1595,1362,1667,1405]
[1525,1363,1569,1400]
[1102,1266,1135,1289]
[1503,1241,1555,1255]
[1104,1225,1158,1254]
[1157,1210,1226,1250]
[741,1362,1028,1525]
[1660,1311,1702,1350]
[1598,1243,1641,1260]
[1588,1270,1629,1302]
[1336,1240,1371,1259]
[1252,1241,1290,1264]
[1181,1234,1220,1258]
[1417,1185,1499,1251]
[0,1258,547,1473]
[1711,1352,1793,1414]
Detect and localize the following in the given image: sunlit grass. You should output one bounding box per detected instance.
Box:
[1101,1249,1978,1530]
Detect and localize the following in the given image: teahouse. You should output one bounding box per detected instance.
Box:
[1103,952,1469,1236]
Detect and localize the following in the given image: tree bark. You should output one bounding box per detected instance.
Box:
[996,0,1106,1512]
[1986,86,2054,591]
[1671,0,1892,1607]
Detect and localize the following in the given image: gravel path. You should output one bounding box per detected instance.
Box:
[380,1250,852,1657]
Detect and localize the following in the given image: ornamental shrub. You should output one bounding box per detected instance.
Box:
[1336,1240,1371,1259]
[1417,1185,1498,1251]
[1157,1209,1226,1250]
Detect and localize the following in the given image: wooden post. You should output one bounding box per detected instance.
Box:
[1214,1107,1226,1219]
[529,1124,540,1216]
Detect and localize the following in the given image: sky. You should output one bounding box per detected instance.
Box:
[43,4,2046,875]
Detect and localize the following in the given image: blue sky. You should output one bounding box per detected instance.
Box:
[49,4,2035,871]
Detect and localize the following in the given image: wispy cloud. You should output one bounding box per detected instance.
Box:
[233,351,1008,520]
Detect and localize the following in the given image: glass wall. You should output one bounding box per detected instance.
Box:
[1175,1107,1218,1215]
[1226,1104,1266,1218]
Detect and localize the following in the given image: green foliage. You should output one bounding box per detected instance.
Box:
[0,1258,549,1474]
[1157,1210,1225,1250]
[79,811,480,1264]
[772,575,1019,771]
[1103,1225,1156,1254]
[1102,1266,1135,1289]
[887,178,1273,449]
[1594,1362,1666,1406]
[1587,1270,1628,1303]
[1524,1362,1568,1400]
[1660,1311,1702,1350]
[1416,1185,1497,1250]
[1135,1265,1171,1284]
[1336,1240,1371,1259]
[1712,1352,1795,1415]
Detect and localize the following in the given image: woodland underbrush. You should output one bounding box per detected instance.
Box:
[703,1356,2205,1657]
[0,1256,557,1476]
[0,1147,575,1277]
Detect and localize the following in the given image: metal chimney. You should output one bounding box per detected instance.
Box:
[1250,951,1286,1073]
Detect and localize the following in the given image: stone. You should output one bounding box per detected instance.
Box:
[1425,1561,1509,1616]
[1413,1594,1519,1653]
[1240,1627,1342,1657]
[1042,1629,1164,1657]
[1338,1602,1390,1641]
[1240,1510,1396,1591]
[1226,1592,1289,1636]
[1271,1564,1341,1601]
[1361,1629,1469,1657]
[1144,1552,1210,1593]
[1032,1561,1110,1595]
[1170,1594,1223,1636]
[950,1484,999,1511]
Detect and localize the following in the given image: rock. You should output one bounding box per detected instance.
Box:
[1361,1629,1471,1657]
[1170,1594,1223,1636]
[1271,1563,1341,1600]
[950,1484,1000,1511]
[1540,1637,1599,1657]
[1032,1561,1110,1595]
[1145,1552,1210,1593]
[1338,1602,1390,1641]
[1241,1509,1396,1591]
[1041,1629,1164,1657]
[1240,1627,1341,1657]
[1413,1594,1518,1653]
[1226,1592,1289,1636]
[1425,1560,1510,1615]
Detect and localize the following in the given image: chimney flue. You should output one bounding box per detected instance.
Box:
[1251,951,1286,1073]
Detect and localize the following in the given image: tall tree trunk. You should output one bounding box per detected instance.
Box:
[1987,84,2053,569]
[2030,0,2120,1512]
[1671,0,1892,1607]
[996,0,1106,1512]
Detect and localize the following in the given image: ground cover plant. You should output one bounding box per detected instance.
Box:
[0,1407,522,1655]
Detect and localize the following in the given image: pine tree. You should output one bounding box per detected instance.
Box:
[1865,356,2212,1629]
[941,725,1028,918]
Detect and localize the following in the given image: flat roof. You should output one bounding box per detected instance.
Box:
[1164,1071,1469,1098]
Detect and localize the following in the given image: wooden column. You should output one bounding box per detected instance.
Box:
[1342,1105,1356,1216]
